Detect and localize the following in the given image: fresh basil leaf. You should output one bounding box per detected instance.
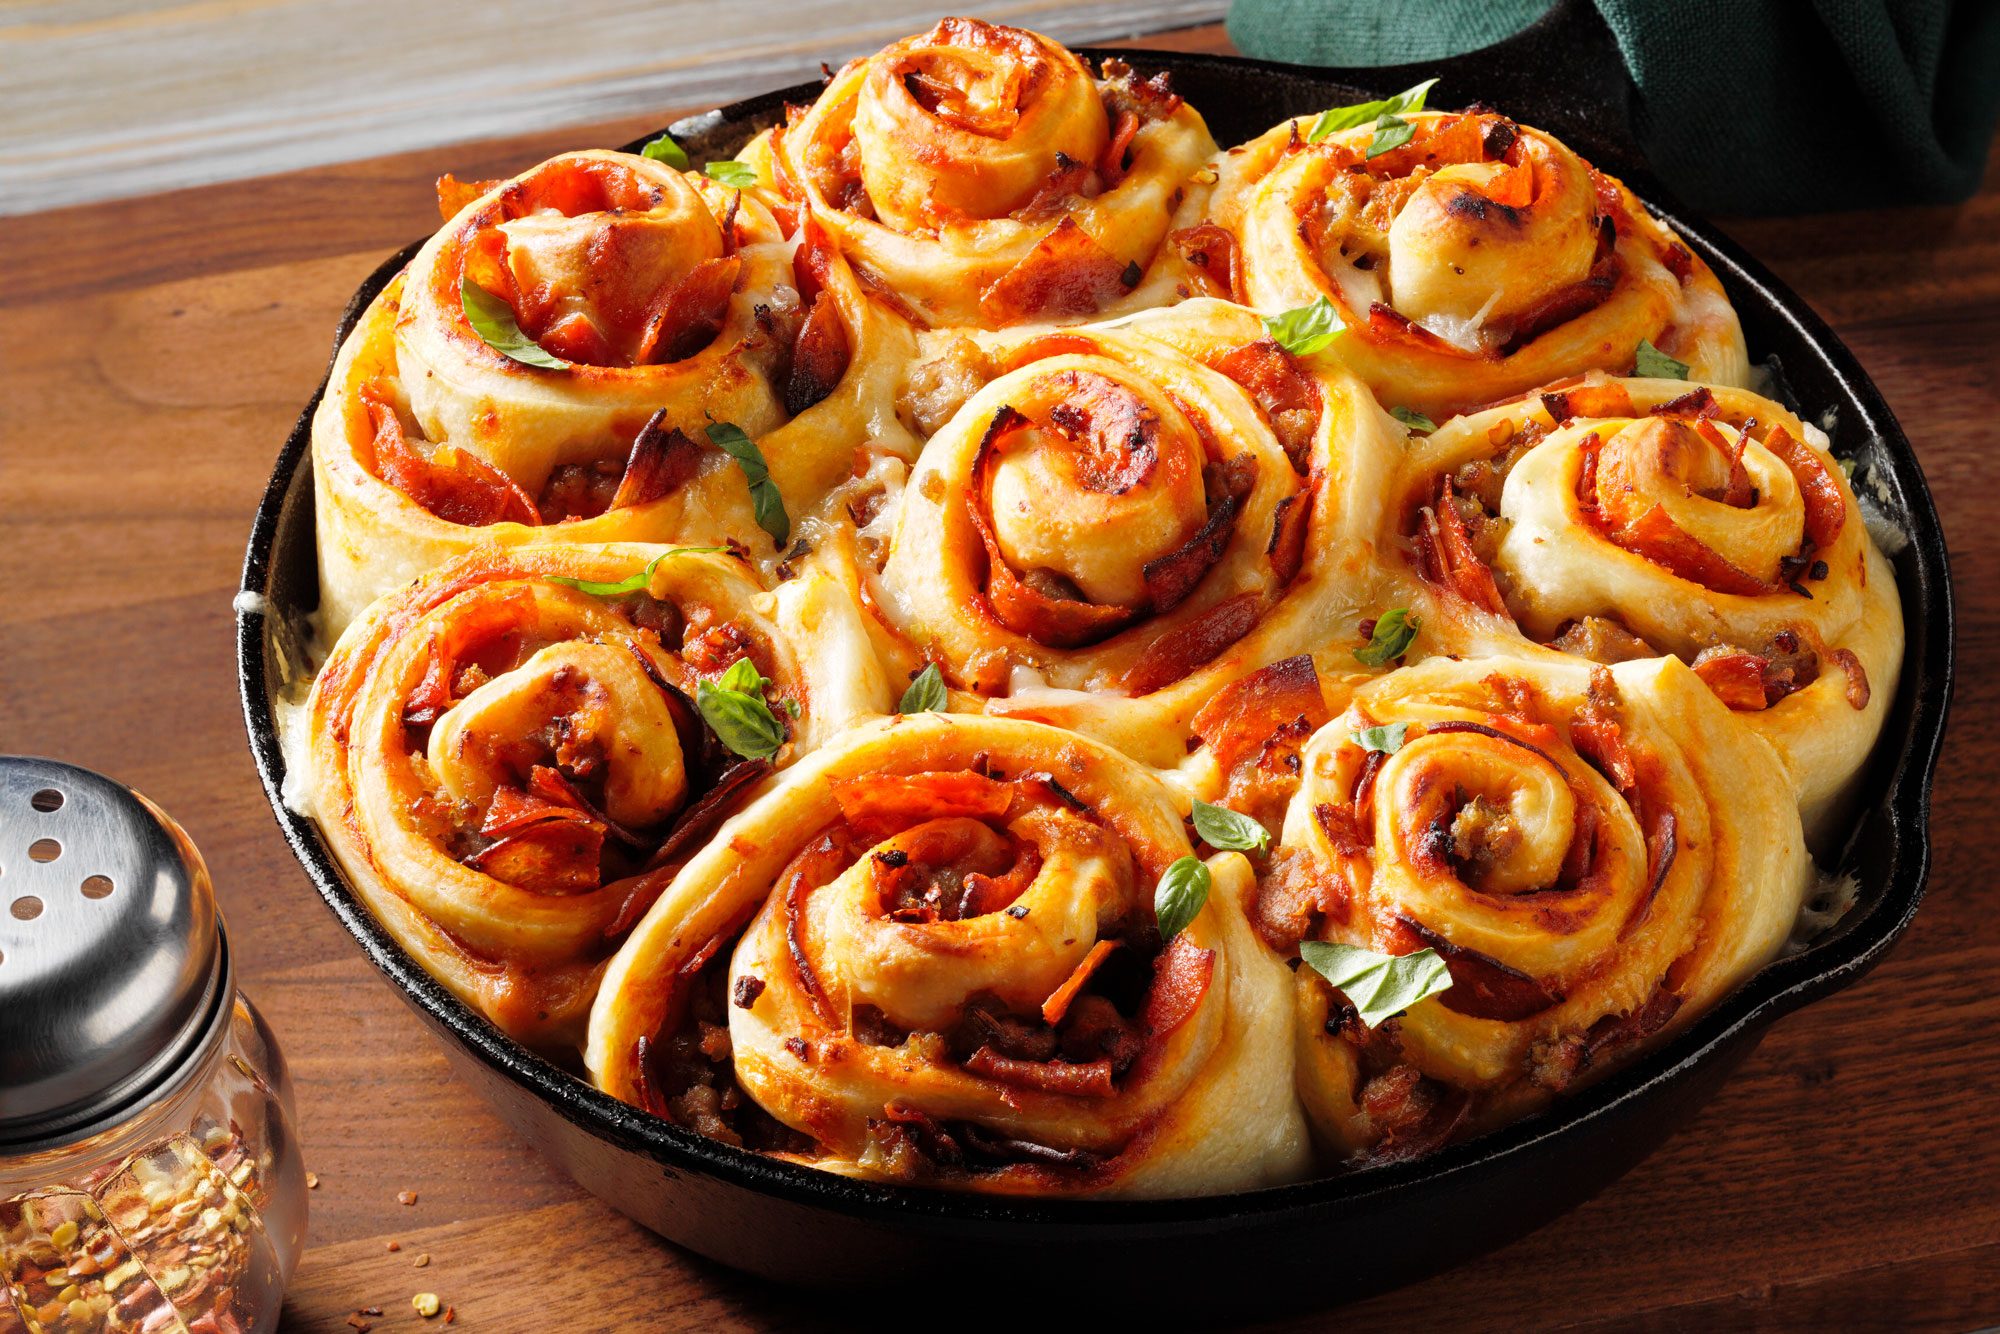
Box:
[1192,800,1270,853]
[1306,78,1438,143]
[1367,112,1416,158]
[1390,406,1436,433]
[1300,940,1452,1027]
[1354,608,1419,667]
[544,546,728,596]
[704,159,758,188]
[460,276,566,369]
[1154,855,1212,943]
[898,663,947,714]
[1262,297,1343,356]
[705,422,790,547]
[640,133,690,169]
[1634,338,1690,380]
[1351,722,1409,754]
[716,656,768,695]
[697,658,786,760]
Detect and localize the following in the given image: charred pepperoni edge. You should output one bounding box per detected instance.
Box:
[1413,476,1511,617]
[1391,914,1563,1022]
[1191,653,1330,772]
[609,410,709,512]
[783,214,853,414]
[358,385,541,527]
[1170,222,1243,301]
[979,217,1134,324]
[1121,593,1263,696]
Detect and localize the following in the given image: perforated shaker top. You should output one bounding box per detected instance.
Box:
[0,757,227,1148]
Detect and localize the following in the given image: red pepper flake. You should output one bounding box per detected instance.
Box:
[397,1190,419,1207]
[386,1240,401,1253]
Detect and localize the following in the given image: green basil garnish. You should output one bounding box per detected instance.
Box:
[1351,722,1409,754]
[697,657,786,760]
[1306,79,1438,144]
[1261,297,1343,356]
[1154,855,1212,943]
[461,276,566,369]
[1634,338,1690,380]
[1390,406,1436,433]
[1354,608,1420,667]
[898,663,947,714]
[1367,112,1417,158]
[705,422,790,547]
[1191,800,1270,853]
[1304,944,1448,1032]
[1299,940,1453,1028]
[704,160,758,188]
[545,546,727,596]
[640,133,690,169]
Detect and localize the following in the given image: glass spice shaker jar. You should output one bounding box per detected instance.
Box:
[0,758,307,1333]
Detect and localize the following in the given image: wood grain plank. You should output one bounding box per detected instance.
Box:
[0,0,1224,214]
[4,22,1996,1329]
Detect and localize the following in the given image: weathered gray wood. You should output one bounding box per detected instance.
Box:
[0,0,1225,214]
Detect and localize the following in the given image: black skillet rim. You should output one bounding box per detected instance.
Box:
[235,49,1955,1236]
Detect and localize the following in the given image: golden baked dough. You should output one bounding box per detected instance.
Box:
[291,25,1908,1195]
[1384,374,1900,844]
[586,712,1308,1196]
[743,17,1216,329]
[303,542,888,1048]
[1264,654,1809,1161]
[312,150,917,634]
[1166,109,1749,418]
[867,301,1401,765]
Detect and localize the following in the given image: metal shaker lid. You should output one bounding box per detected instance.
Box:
[0,757,229,1149]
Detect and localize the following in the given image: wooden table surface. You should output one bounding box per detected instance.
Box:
[4,21,1996,1332]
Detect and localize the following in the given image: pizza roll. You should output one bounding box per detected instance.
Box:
[1174,109,1748,417]
[747,18,1215,329]
[588,712,1308,1196]
[1391,375,1901,842]
[304,543,887,1048]
[869,302,1400,765]
[1262,654,1809,1161]
[314,151,916,632]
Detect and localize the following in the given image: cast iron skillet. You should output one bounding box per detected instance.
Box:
[236,2,1952,1318]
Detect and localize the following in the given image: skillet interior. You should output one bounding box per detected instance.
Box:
[235,37,1953,1316]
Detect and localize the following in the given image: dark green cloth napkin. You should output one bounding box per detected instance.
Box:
[1226,0,2000,214]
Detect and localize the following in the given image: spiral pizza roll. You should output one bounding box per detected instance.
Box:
[315,150,917,633]
[1175,109,1747,417]
[869,301,1400,766]
[1390,375,1901,842]
[747,18,1215,329]
[1262,654,1809,1161]
[303,542,889,1049]
[588,712,1309,1196]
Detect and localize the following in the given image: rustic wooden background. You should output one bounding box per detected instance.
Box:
[0,0,1223,214]
[3,18,1996,1333]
